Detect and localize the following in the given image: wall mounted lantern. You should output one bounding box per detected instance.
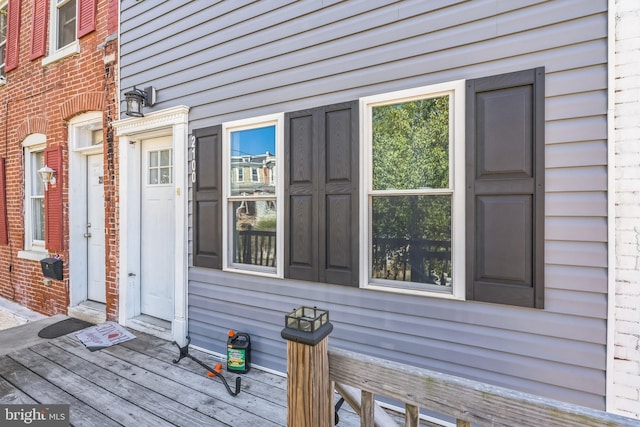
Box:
[124,86,156,117]
[37,165,56,190]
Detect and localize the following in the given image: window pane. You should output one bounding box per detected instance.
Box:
[149,151,158,167]
[1,7,6,70]
[231,200,277,268]
[160,166,172,184]
[230,126,276,197]
[0,8,6,44]
[148,149,172,185]
[58,1,76,48]
[371,195,452,287]
[160,149,170,166]
[32,151,45,196]
[32,198,45,241]
[149,169,158,185]
[91,130,103,145]
[372,96,450,190]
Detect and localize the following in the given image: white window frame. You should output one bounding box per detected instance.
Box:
[19,134,48,260]
[222,113,284,278]
[236,165,244,182]
[43,0,80,66]
[359,80,466,300]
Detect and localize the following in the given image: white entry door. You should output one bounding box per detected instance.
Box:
[87,153,106,303]
[140,137,175,321]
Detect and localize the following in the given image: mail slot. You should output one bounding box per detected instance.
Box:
[40,258,63,281]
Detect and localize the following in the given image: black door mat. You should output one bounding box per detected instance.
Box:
[38,318,94,339]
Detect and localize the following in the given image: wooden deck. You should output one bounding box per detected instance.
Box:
[0,327,408,426]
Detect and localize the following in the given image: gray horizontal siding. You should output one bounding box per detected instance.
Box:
[546,192,607,217]
[121,0,611,411]
[189,269,606,409]
[122,0,607,126]
[546,141,607,169]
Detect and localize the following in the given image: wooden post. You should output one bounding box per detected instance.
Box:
[406,404,419,427]
[281,307,334,427]
[361,390,374,427]
[286,336,333,427]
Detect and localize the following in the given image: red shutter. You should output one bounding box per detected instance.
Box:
[5,0,21,72]
[77,0,97,38]
[44,146,64,252]
[30,0,49,60]
[0,159,9,245]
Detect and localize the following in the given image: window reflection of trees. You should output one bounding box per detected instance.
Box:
[371,96,453,288]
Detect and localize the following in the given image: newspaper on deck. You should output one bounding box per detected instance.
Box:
[75,321,136,351]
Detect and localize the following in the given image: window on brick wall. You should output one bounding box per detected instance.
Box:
[55,0,76,49]
[39,0,97,65]
[0,1,7,81]
[21,135,47,256]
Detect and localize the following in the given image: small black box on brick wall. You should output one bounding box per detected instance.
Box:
[41,258,63,281]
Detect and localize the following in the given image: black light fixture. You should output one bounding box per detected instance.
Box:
[124,86,156,117]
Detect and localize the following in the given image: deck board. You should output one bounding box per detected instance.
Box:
[55,335,282,426]
[30,342,222,426]
[0,356,121,426]
[0,328,376,426]
[0,374,38,405]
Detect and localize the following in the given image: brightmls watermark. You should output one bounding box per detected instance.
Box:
[1,405,69,426]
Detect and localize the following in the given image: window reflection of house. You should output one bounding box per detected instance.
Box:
[230,151,276,196]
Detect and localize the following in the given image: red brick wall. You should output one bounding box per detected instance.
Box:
[0,0,120,319]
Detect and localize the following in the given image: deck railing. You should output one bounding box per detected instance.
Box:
[327,347,640,427]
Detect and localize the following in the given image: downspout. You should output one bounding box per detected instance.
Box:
[605,0,616,414]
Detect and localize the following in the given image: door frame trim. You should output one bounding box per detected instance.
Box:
[68,112,104,308]
[113,105,190,344]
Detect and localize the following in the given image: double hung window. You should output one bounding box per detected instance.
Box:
[361,81,465,298]
[21,135,47,255]
[47,0,79,61]
[55,0,76,50]
[223,115,283,276]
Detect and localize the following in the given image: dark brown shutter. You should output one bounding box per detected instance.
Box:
[285,101,359,286]
[5,0,21,71]
[466,67,545,308]
[193,126,222,269]
[77,0,97,38]
[30,0,48,60]
[320,102,359,285]
[285,108,319,282]
[45,145,64,252]
[0,159,9,245]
